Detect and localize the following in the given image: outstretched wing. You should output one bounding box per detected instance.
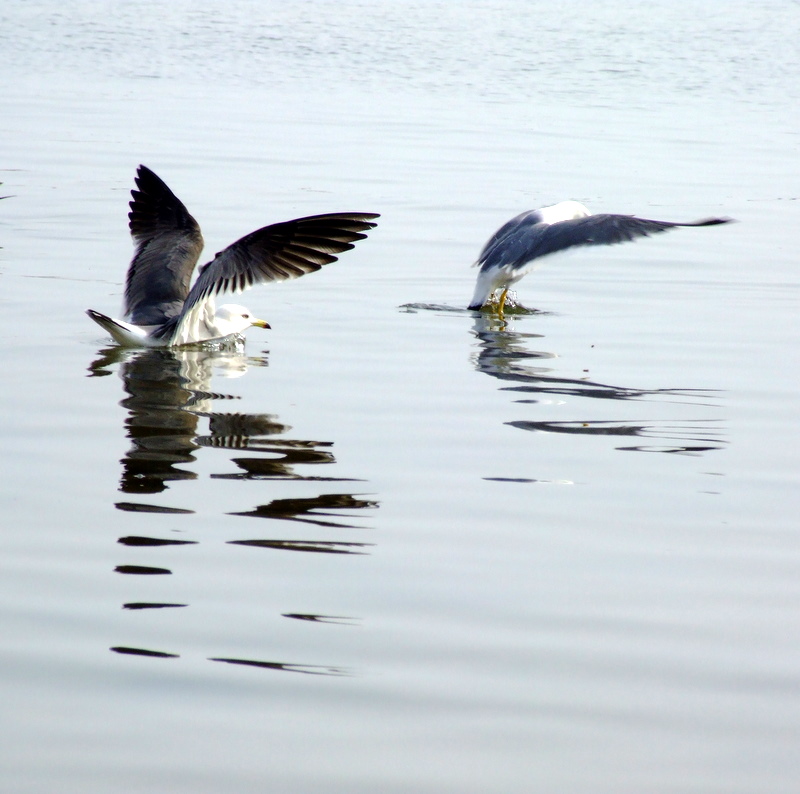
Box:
[154,211,379,343]
[123,165,205,325]
[474,209,545,268]
[478,213,732,272]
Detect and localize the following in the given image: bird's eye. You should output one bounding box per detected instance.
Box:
[242,313,250,319]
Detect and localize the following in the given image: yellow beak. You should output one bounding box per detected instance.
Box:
[251,318,271,329]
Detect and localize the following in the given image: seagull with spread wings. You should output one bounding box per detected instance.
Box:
[87,165,379,346]
[469,200,732,316]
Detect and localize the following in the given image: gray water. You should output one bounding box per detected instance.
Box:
[1,2,799,792]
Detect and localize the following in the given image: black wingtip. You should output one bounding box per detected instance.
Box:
[134,164,155,184]
[132,164,165,193]
[692,216,736,226]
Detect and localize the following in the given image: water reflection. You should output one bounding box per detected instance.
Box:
[208,657,350,676]
[117,535,197,547]
[115,564,172,575]
[89,344,377,673]
[109,647,350,675]
[470,314,726,455]
[232,493,379,528]
[89,345,262,494]
[229,538,373,555]
[214,443,353,481]
[506,418,725,455]
[87,344,371,491]
[116,502,194,515]
[283,613,361,626]
[110,646,179,659]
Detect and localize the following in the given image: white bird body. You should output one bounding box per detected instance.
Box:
[530,200,591,225]
[166,301,265,347]
[87,302,265,347]
[86,310,159,347]
[469,200,732,313]
[88,165,379,347]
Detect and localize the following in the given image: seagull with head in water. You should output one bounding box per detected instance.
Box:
[468,200,732,316]
[87,165,379,347]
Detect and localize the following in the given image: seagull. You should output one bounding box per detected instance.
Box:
[87,165,379,346]
[468,200,732,316]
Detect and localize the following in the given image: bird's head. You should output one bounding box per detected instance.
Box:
[215,303,271,335]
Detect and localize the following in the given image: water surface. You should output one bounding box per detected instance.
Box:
[1,2,799,792]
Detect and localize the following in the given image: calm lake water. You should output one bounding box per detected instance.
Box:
[2,2,799,792]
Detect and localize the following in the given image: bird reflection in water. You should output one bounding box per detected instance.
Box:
[88,343,376,672]
[87,343,375,490]
[89,345,224,494]
[470,313,726,456]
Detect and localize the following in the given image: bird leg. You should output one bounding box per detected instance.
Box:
[496,287,510,319]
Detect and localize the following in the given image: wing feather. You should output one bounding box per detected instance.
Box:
[155,211,379,342]
[123,165,205,325]
[478,213,732,272]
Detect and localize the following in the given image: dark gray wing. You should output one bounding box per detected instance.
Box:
[154,212,379,342]
[475,209,545,266]
[123,165,205,325]
[478,213,732,272]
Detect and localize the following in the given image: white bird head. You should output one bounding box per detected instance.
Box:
[214,304,270,336]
